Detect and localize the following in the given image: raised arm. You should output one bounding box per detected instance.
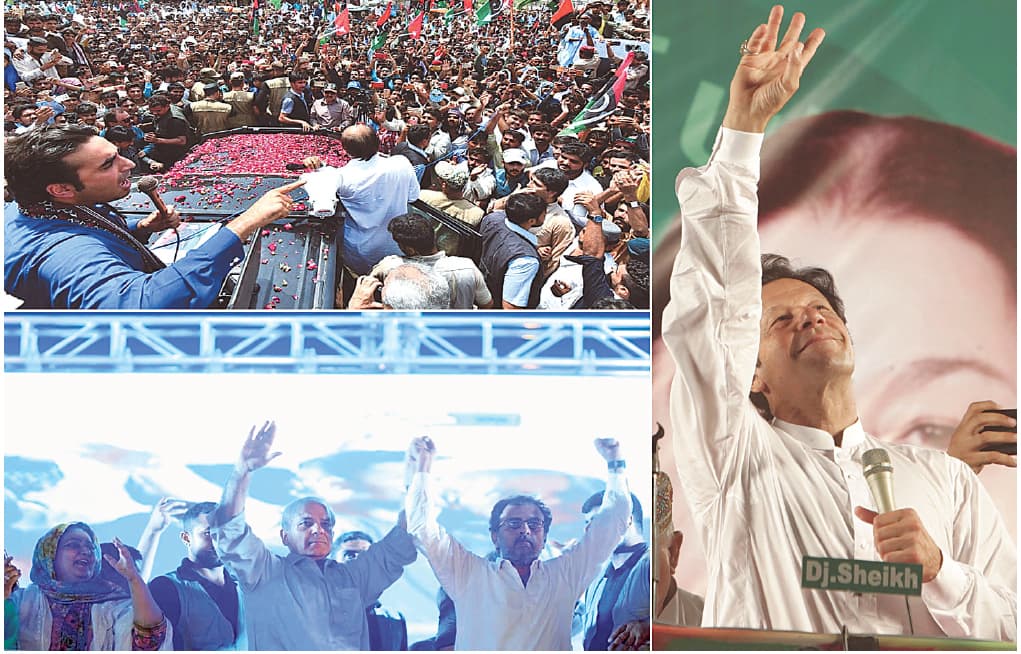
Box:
[560,439,632,597]
[214,421,281,525]
[661,5,824,507]
[136,498,190,581]
[104,537,167,647]
[722,5,825,134]
[403,436,483,599]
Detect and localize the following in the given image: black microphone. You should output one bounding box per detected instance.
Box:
[862,448,895,513]
[136,175,170,220]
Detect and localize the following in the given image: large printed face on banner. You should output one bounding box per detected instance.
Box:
[650,2,1017,598]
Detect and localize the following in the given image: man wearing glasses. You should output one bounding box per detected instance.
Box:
[404,436,632,650]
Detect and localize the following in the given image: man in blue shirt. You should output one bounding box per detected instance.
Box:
[210,421,417,650]
[479,191,547,309]
[4,125,303,308]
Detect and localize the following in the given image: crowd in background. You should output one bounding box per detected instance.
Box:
[4,0,651,309]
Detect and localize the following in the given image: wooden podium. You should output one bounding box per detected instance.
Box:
[652,623,1016,650]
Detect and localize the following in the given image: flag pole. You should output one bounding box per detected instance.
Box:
[509,1,514,52]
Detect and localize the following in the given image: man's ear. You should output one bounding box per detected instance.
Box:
[490,531,498,548]
[280,529,289,547]
[180,531,190,546]
[45,182,77,203]
[614,282,630,300]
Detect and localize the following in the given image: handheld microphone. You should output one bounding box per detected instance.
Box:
[136,175,170,220]
[862,448,896,513]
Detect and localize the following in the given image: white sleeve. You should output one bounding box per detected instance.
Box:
[920,459,1017,641]
[558,471,632,597]
[660,127,767,517]
[404,471,485,600]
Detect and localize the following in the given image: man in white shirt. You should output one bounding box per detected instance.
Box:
[662,5,1016,641]
[404,436,632,651]
[308,125,420,275]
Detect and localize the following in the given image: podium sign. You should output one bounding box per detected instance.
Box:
[802,556,922,596]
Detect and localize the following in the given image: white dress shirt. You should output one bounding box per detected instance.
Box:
[661,127,1017,641]
[336,153,421,275]
[406,470,632,650]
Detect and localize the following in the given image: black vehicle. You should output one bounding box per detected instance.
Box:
[113,127,481,309]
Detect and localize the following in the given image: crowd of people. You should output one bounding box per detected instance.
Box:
[4,0,651,309]
[4,426,650,650]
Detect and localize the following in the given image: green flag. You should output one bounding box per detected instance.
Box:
[474,0,491,25]
[318,31,330,45]
[514,0,536,9]
[369,30,388,52]
[443,6,458,24]
[268,0,282,8]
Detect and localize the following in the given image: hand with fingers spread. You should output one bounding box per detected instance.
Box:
[145,497,191,534]
[724,5,826,133]
[238,420,282,473]
[947,401,1017,474]
[854,506,943,582]
[104,537,144,584]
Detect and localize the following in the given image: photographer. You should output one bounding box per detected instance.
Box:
[139,93,188,172]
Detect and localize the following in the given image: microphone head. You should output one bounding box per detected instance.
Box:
[862,448,894,477]
[861,448,890,469]
[136,175,159,193]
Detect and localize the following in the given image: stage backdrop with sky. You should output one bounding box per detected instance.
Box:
[5,372,651,645]
[651,0,1017,601]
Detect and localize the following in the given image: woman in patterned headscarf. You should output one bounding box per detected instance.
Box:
[11,522,171,650]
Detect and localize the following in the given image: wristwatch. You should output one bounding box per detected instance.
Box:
[627,200,641,208]
[589,214,604,223]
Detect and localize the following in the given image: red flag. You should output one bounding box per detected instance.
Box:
[334,4,350,34]
[551,0,572,26]
[375,1,392,27]
[463,0,472,12]
[407,11,425,39]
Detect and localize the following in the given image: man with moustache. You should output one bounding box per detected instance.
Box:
[404,436,631,650]
[209,422,417,650]
[663,5,1015,640]
[149,502,247,650]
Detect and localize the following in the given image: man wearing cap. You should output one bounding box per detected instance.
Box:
[12,36,69,83]
[223,71,260,129]
[310,83,354,131]
[278,72,314,131]
[493,148,530,199]
[187,84,235,137]
[190,66,221,102]
[419,161,484,228]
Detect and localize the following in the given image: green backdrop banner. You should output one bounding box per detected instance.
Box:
[651,0,1016,243]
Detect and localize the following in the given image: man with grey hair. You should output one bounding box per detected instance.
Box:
[369,212,492,309]
[210,421,417,650]
[348,262,452,310]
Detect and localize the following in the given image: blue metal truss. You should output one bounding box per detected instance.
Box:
[4,312,650,375]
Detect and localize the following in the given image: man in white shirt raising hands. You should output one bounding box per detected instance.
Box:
[663,4,1015,642]
[404,436,632,650]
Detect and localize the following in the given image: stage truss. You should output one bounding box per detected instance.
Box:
[4,313,650,375]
